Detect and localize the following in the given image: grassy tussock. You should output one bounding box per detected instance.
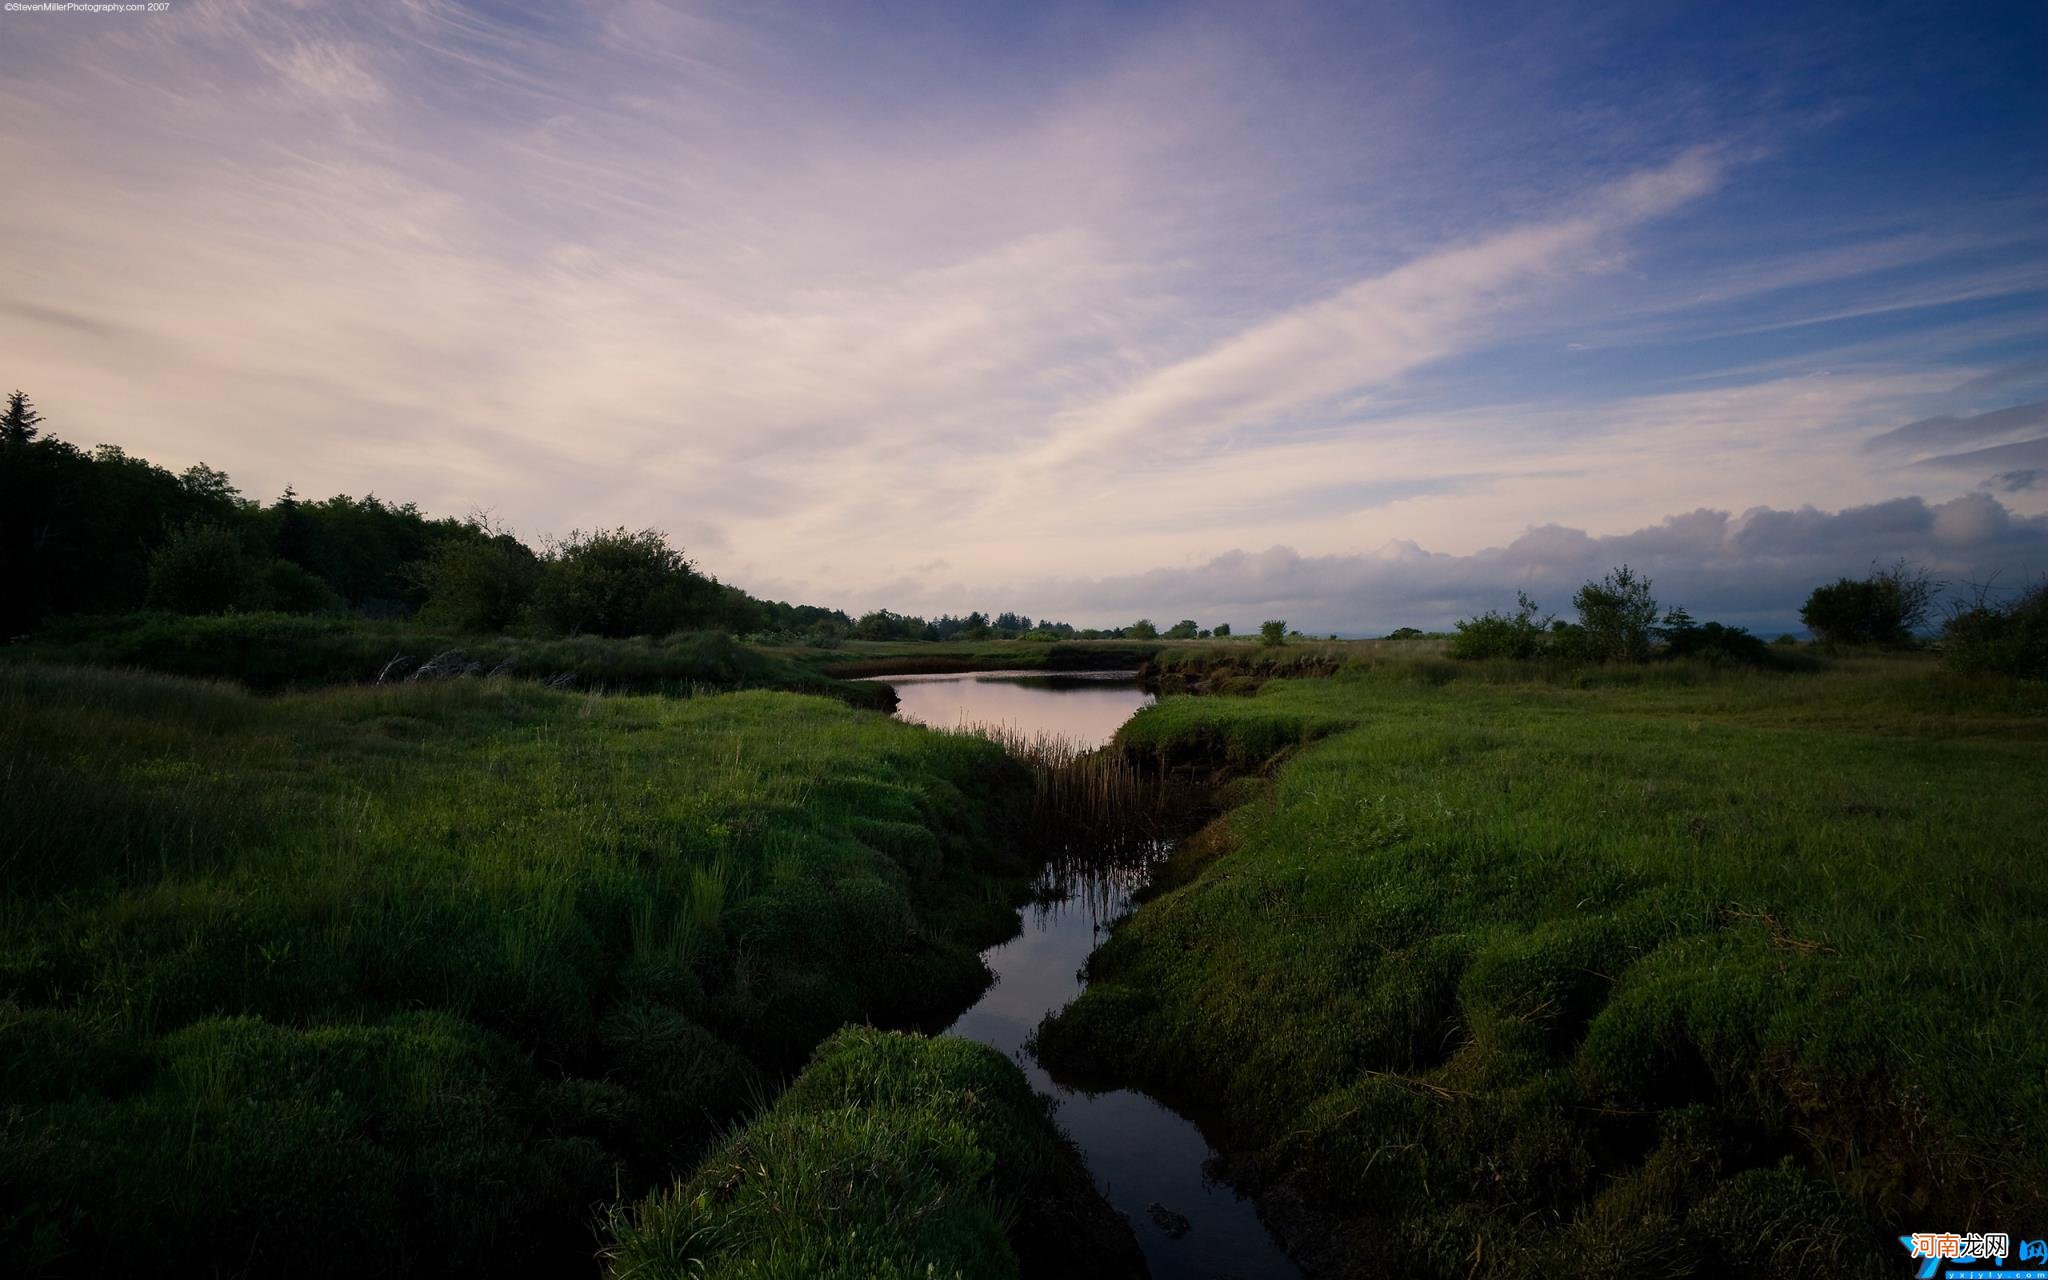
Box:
[1038,653,2048,1276]
[604,1028,1142,1280]
[0,664,1031,1276]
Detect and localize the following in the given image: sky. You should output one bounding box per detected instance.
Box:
[3,0,2046,634]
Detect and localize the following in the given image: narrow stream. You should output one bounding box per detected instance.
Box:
[875,670,1302,1280]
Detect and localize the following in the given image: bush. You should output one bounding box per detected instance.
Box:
[416,529,540,632]
[1259,619,1287,647]
[1128,618,1159,639]
[1942,581,2048,678]
[1164,619,1198,640]
[536,528,709,637]
[1213,623,1231,637]
[1662,618,1772,667]
[253,559,344,615]
[1800,560,1937,646]
[1448,592,1549,660]
[144,523,254,614]
[1573,564,1659,662]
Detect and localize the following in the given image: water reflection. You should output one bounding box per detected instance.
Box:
[945,852,1300,1280]
[875,669,1154,748]
[872,669,1299,1279]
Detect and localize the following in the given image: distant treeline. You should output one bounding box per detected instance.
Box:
[0,391,1091,643]
[1451,559,2046,678]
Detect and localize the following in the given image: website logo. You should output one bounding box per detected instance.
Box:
[1901,1233,2048,1278]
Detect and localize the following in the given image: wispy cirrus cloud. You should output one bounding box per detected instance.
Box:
[0,1,2043,623]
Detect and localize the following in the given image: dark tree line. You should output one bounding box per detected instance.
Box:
[0,394,851,639]
[1450,559,2045,677]
[0,393,1133,644]
[1449,565,1781,666]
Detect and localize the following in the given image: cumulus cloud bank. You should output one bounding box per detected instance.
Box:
[999,494,2048,635]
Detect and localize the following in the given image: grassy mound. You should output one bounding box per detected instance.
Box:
[0,666,1030,1275]
[1038,655,2048,1277]
[606,1028,1142,1279]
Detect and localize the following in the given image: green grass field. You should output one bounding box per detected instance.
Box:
[0,665,1049,1276]
[1040,652,2048,1277]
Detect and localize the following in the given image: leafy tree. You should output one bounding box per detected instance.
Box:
[854,609,923,641]
[1384,627,1424,640]
[1164,619,1198,640]
[414,517,541,632]
[1259,619,1287,647]
[1655,606,1695,642]
[180,463,239,506]
[2,390,44,446]
[1128,619,1159,640]
[146,523,254,614]
[1571,564,1659,662]
[1448,593,1550,660]
[537,527,709,637]
[1800,560,1939,646]
[1212,623,1231,638]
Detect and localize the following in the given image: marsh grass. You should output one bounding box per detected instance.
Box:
[949,721,1168,857]
[602,1026,1142,1280]
[0,663,1034,1276]
[1039,652,2048,1277]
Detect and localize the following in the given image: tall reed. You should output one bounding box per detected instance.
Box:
[945,721,1168,862]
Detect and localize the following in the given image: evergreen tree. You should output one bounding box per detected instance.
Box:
[1,390,43,446]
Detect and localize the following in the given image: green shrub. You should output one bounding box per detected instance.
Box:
[1942,581,2048,679]
[1800,560,1937,646]
[253,558,345,614]
[143,523,253,614]
[1571,564,1659,662]
[415,527,540,632]
[1259,619,1287,647]
[1660,616,1774,667]
[1448,592,1550,659]
[537,527,712,637]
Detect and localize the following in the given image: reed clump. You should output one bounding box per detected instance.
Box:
[946,721,1167,857]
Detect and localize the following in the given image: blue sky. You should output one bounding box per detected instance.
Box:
[2,0,2045,631]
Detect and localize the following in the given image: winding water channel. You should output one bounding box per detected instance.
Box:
[873,670,1301,1280]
